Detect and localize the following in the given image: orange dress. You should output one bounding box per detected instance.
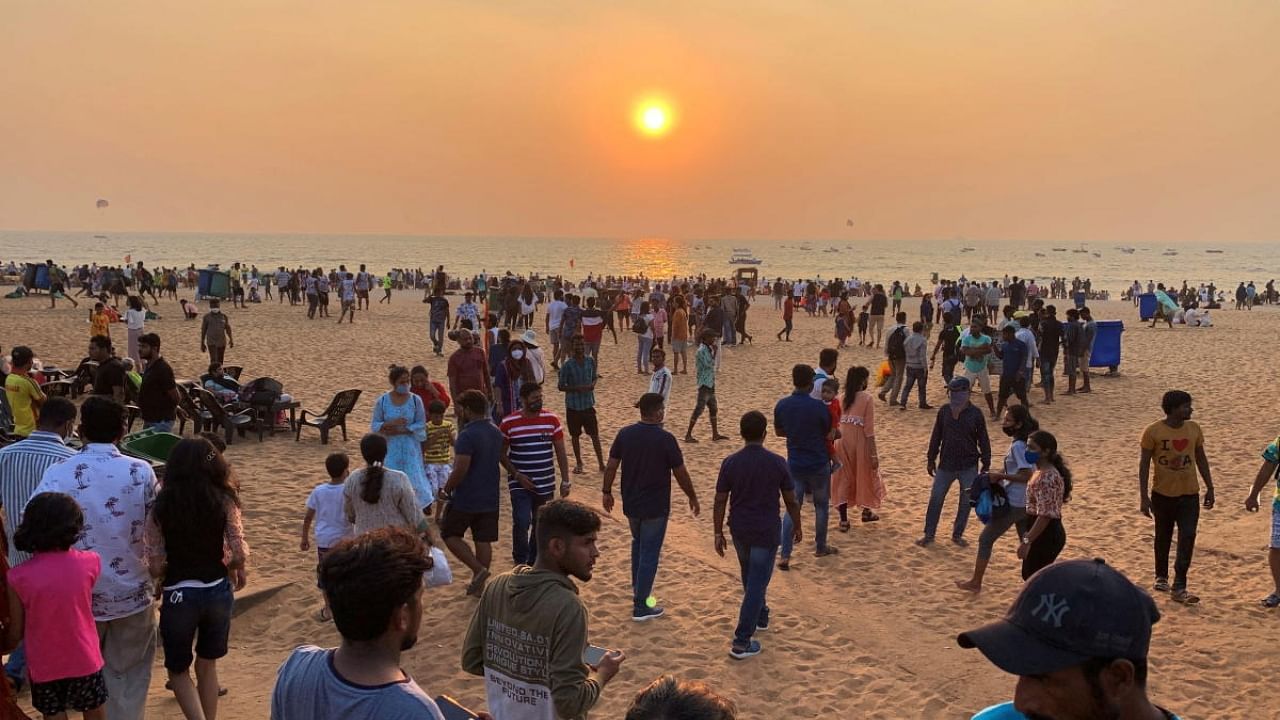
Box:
[831,390,886,509]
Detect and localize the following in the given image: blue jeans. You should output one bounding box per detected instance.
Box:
[4,643,25,684]
[636,336,653,373]
[430,319,446,354]
[922,467,978,540]
[1040,353,1058,392]
[732,539,776,645]
[510,489,551,565]
[628,516,669,612]
[143,420,174,433]
[722,316,737,345]
[780,468,831,558]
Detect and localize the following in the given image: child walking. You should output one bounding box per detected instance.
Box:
[821,378,843,474]
[6,492,108,720]
[423,401,455,519]
[301,452,355,621]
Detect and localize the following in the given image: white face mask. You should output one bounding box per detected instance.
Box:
[510,349,525,360]
[210,308,221,314]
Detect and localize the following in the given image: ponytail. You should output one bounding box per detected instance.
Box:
[358,434,389,505]
[1029,430,1072,502]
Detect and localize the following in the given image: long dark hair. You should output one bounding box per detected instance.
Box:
[1005,405,1039,441]
[359,433,389,504]
[1029,430,1072,502]
[842,366,870,411]
[155,438,240,535]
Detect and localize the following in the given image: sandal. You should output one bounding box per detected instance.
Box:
[777,558,790,571]
[1170,589,1200,605]
[838,520,851,533]
[861,509,880,523]
[1261,593,1280,609]
[814,546,839,558]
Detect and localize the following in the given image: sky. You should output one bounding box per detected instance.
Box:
[3,1,1278,242]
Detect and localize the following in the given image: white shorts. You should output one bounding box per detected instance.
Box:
[1271,507,1280,550]
[962,367,992,394]
[425,463,452,497]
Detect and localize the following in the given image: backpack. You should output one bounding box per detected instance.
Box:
[886,326,907,360]
[632,315,648,334]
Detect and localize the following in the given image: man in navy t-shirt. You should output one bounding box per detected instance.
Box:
[773,364,835,568]
[713,411,801,660]
[439,390,505,597]
[602,393,701,622]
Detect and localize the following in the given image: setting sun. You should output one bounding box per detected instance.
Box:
[634,98,674,138]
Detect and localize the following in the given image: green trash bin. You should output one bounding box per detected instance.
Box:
[120,430,182,476]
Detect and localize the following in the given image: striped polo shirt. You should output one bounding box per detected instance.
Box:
[0,431,78,566]
[499,410,564,495]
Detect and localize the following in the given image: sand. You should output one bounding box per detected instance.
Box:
[2,291,1277,719]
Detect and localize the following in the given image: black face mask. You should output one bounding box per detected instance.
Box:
[527,401,543,413]
[1002,425,1018,437]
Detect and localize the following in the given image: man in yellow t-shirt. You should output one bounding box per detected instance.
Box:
[4,346,46,437]
[1139,389,1215,605]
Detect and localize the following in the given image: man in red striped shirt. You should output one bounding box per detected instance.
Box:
[499,383,571,565]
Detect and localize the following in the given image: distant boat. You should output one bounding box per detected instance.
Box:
[729,249,763,265]
[1052,247,1067,252]
[1072,244,1088,253]
[731,247,750,252]
[1162,249,1178,256]
[1118,247,1136,254]
[823,247,840,253]
[959,247,976,253]
[1034,252,1046,257]
[1205,249,1224,254]
[1091,252,1102,258]
[94,234,109,239]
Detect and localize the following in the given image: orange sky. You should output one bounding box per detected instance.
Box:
[3,1,1278,242]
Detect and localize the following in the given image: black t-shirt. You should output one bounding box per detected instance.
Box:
[1039,318,1062,356]
[138,356,178,422]
[93,357,127,397]
[939,325,960,360]
[608,422,685,520]
[869,293,888,316]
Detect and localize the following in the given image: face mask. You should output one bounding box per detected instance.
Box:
[527,401,543,413]
[1024,450,1041,465]
[949,390,970,412]
[1002,425,1017,437]
[510,349,525,360]
[395,383,410,395]
[210,308,220,314]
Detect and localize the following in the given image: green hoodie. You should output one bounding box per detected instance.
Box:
[462,567,600,719]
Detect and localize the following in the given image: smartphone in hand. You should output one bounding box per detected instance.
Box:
[583,644,608,667]
[435,695,480,720]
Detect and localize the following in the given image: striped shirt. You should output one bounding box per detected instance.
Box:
[0,431,79,566]
[424,419,454,465]
[499,410,563,494]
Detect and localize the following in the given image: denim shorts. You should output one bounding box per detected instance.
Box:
[160,578,234,672]
[1271,507,1280,550]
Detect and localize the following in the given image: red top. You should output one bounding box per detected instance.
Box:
[412,381,451,412]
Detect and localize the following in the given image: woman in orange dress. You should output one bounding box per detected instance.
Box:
[832,366,886,529]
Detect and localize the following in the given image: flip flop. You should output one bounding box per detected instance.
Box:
[838,521,851,533]
[1170,589,1200,605]
[466,568,491,597]
[777,559,790,571]
[1261,593,1280,609]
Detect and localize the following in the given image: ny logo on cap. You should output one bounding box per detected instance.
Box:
[1031,593,1070,627]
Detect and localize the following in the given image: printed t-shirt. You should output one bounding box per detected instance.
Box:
[499,410,563,495]
[8,549,103,683]
[1140,420,1204,497]
[1261,436,1280,510]
[608,422,685,520]
[4,373,42,436]
[306,483,353,548]
[451,419,503,512]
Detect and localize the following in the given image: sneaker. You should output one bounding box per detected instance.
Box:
[1153,577,1170,592]
[632,605,666,622]
[755,615,770,632]
[729,640,762,660]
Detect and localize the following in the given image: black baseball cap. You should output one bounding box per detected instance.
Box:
[957,559,1160,676]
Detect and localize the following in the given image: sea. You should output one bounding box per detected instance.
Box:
[0,231,1272,293]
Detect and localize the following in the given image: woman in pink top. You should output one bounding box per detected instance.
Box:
[6,492,108,719]
[831,367,887,529]
[1017,430,1071,581]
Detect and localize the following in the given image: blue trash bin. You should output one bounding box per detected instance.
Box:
[1073,291,1087,309]
[1138,293,1157,321]
[1089,320,1123,368]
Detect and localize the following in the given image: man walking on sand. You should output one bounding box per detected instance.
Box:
[557,334,607,474]
[684,330,729,443]
[1245,432,1280,609]
[602,393,700,622]
[713,410,801,659]
[774,365,836,569]
[1139,390,1215,604]
[918,376,991,548]
[438,390,505,597]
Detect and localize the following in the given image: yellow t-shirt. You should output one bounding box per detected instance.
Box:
[1140,420,1204,497]
[424,419,454,465]
[90,311,111,338]
[4,373,43,437]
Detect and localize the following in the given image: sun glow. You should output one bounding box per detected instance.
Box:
[634,98,674,138]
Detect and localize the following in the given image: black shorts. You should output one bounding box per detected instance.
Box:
[440,506,500,543]
[566,407,599,437]
[159,578,234,672]
[997,374,1027,401]
[32,670,108,716]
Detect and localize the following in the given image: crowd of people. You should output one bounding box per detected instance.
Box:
[1,258,1277,720]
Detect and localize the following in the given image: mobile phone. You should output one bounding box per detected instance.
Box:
[435,695,480,720]
[582,644,608,667]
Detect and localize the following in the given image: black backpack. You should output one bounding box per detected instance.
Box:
[632,316,648,334]
[886,326,907,360]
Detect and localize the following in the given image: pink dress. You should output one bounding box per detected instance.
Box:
[8,549,104,683]
[831,391,886,509]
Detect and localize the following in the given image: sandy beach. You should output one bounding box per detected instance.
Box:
[3,291,1277,719]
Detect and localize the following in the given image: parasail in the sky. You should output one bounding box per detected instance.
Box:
[846,218,854,226]
[96,199,109,209]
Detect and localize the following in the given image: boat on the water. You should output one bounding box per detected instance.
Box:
[1205,249,1224,254]
[1072,244,1088,253]
[1162,249,1178,256]
[1034,252,1046,257]
[1117,247,1136,254]
[959,247,976,253]
[1052,248,1067,252]
[729,249,763,265]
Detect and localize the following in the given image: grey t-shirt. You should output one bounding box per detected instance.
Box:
[271,645,446,720]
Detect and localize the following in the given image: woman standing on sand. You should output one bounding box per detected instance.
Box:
[371,365,431,513]
[145,437,248,720]
[831,366,886,529]
[1017,430,1071,579]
